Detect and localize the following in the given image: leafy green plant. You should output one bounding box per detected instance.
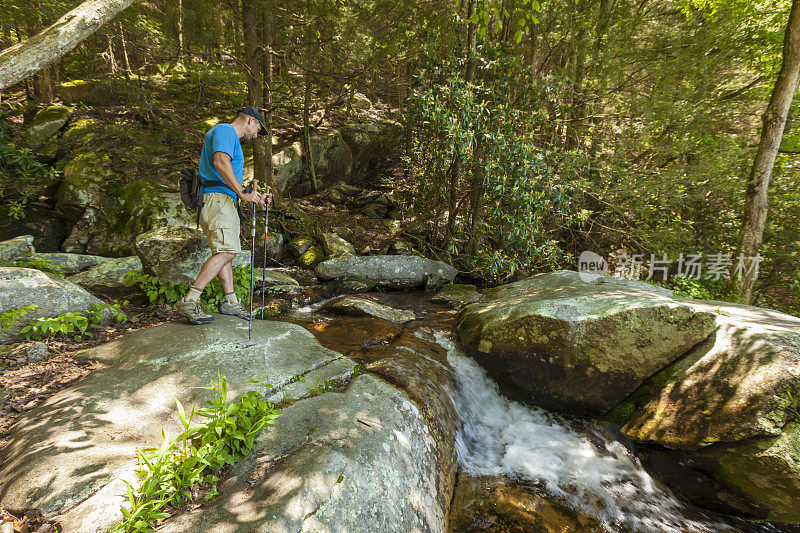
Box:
[786,390,800,423]
[0,111,61,223]
[0,305,37,331]
[21,302,127,341]
[125,271,188,305]
[124,267,251,312]
[112,372,280,533]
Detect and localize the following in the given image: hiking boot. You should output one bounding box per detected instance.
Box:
[219,299,254,320]
[174,297,214,325]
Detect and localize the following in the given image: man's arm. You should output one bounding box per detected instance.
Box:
[212,151,265,206]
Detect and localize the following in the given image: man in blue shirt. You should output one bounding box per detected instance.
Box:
[174,106,271,324]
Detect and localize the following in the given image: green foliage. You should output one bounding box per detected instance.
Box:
[0,111,60,223]
[786,390,800,423]
[0,305,37,331]
[20,302,127,341]
[124,267,251,312]
[112,373,280,533]
[125,271,188,305]
[406,44,588,282]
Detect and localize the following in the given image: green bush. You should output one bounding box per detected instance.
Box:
[112,372,280,533]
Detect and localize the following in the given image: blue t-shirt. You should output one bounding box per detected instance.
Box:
[198,123,243,202]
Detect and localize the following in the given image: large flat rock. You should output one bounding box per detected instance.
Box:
[159,374,449,533]
[455,270,717,416]
[0,317,345,531]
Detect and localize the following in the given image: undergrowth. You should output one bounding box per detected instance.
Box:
[112,372,280,533]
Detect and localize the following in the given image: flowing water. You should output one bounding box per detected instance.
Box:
[278,287,795,533]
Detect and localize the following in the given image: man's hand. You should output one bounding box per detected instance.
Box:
[240,190,268,208]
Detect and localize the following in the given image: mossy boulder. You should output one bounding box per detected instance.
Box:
[288,235,315,258]
[24,105,72,150]
[339,121,402,181]
[455,270,717,417]
[56,79,125,106]
[56,152,116,223]
[299,245,324,268]
[614,300,800,448]
[134,226,247,285]
[0,235,34,262]
[67,256,142,294]
[32,253,113,275]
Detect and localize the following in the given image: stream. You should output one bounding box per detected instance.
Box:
[270,280,795,533]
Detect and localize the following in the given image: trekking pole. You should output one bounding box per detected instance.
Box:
[262,186,269,317]
[247,184,256,341]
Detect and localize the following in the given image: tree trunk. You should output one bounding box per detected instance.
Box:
[729,0,800,303]
[117,21,132,79]
[242,0,267,189]
[303,71,319,193]
[105,33,118,74]
[177,0,185,64]
[0,0,139,90]
[261,9,277,196]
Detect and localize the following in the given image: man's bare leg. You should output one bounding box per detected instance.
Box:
[192,252,236,292]
[216,260,235,295]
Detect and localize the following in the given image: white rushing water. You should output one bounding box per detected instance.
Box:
[431,332,732,533]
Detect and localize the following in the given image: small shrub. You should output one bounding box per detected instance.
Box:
[20,302,127,341]
[0,305,37,331]
[112,372,280,533]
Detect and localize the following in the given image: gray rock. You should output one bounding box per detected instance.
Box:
[158,375,448,533]
[315,255,457,290]
[253,269,300,286]
[0,267,106,343]
[67,256,142,293]
[265,231,285,261]
[0,317,346,531]
[134,226,247,286]
[25,342,50,363]
[320,232,355,258]
[24,106,72,150]
[455,270,716,417]
[272,131,353,197]
[332,182,361,197]
[0,317,453,533]
[0,235,34,262]
[32,253,113,275]
[608,299,800,522]
[431,283,486,308]
[339,122,402,180]
[321,295,416,323]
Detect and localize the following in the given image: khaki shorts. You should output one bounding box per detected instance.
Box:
[199,192,241,254]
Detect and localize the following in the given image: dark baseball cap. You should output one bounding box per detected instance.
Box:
[235,106,268,135]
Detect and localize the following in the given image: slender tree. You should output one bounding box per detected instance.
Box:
[729,0,800,303]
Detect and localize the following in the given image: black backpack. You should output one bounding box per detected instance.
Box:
[179,168,243,227]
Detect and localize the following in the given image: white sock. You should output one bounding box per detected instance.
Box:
[185,287,202,302]
[225,292,238,304]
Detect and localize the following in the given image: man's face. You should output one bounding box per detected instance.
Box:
[244,117,260,142]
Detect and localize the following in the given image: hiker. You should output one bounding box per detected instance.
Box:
[174,106,272,325]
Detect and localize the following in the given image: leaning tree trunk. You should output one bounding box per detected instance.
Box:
[0,0,139,90]
[729,0,800,303]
